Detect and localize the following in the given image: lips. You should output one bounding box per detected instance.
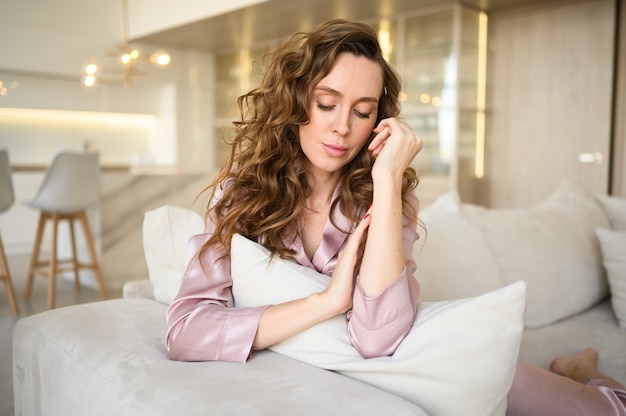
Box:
[322,143,348,157]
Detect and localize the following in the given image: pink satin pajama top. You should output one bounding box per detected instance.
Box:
[166,188,421,363]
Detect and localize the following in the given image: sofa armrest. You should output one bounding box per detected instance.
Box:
[123,279,155,300]
[12,299,424,416]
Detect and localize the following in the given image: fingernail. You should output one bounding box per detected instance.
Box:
[363,213,371,220]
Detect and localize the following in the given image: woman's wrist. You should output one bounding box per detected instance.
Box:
[311,290,350,319]
[371,169,404,193]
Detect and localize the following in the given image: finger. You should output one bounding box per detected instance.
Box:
[343,212,371,253]
[373,117,395,133]
[369,143,384,157]
[368,125,392,151]
[370,118,413,152]
[351,211,372,243]
[373,118,406,135]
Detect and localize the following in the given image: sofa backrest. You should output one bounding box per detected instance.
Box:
[415,181,612,328]
[142,182,624,329]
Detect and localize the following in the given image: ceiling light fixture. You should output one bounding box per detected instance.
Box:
[82,0,171,90]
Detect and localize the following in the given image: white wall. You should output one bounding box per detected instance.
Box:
[0,46,217,255]
[0,46,216,172]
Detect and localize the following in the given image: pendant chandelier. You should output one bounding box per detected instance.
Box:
[82,0,171,90]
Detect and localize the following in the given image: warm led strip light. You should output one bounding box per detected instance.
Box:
[0,107,156,125]
[475,12,488,179]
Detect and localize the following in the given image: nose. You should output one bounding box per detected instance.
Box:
[332,109,351,137]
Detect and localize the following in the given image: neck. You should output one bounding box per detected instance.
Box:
[306,171,341,212]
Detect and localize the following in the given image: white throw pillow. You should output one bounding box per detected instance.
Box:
[231,234,526,416]
[461,182,610,328]
[595,228,626,329]
[143,205,204,304]
[416,192,504,301]
[595,194,626,231]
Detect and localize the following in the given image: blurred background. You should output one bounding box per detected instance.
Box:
[0,0,623,292]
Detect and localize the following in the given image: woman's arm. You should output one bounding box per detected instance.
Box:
[166,228,269,362]
[347,200,420,358]
[346,117,423,358]
[167,194,373,360]
[359,118,422,297]
[253,211,372,349]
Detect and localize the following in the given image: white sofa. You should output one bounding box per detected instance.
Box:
[12,182,626,415]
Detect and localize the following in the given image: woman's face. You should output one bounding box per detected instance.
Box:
[299,52,383,181]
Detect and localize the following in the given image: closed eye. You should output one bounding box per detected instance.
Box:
[316,100,372,119]
[317,102,335,111]
[355,110,371,119]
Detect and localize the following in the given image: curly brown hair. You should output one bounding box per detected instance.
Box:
[199,19,419,260]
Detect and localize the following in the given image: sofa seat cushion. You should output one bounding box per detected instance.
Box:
[12,299,425,416]
[519,299,626,386]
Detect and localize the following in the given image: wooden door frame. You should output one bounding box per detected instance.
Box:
[611,0,626,196]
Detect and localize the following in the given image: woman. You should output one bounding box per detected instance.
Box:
[166,19,625,415]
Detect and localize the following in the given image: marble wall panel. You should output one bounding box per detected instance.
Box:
[99,173,211,292]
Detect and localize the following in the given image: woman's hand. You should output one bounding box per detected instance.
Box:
[369,118,423,181]
[356,118,421,297]
[320,208,372,315]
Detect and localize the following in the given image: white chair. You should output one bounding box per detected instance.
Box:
[25,151,107,309]
[0,149,19,315]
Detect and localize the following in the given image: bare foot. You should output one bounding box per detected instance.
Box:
[549,348,599,383]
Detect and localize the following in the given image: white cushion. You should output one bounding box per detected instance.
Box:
[230,234,526,416]
[142,205,204,305]
[461,182,609,328]
[595,228,626,329]
[416,192,503,301]
[595,194,626,231]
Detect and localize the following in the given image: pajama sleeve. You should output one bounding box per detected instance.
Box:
[166,191,269,363]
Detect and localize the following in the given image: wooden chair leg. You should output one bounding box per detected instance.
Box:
[47,213,59,310]
[68,216,80,291]
[27,210,106,309]
[0,233,19,315]
[78,211,107,300]
[25,212,47,301]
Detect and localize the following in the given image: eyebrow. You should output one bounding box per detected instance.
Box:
[314,86,379,104]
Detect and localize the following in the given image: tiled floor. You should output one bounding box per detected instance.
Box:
[0,253,120,416]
